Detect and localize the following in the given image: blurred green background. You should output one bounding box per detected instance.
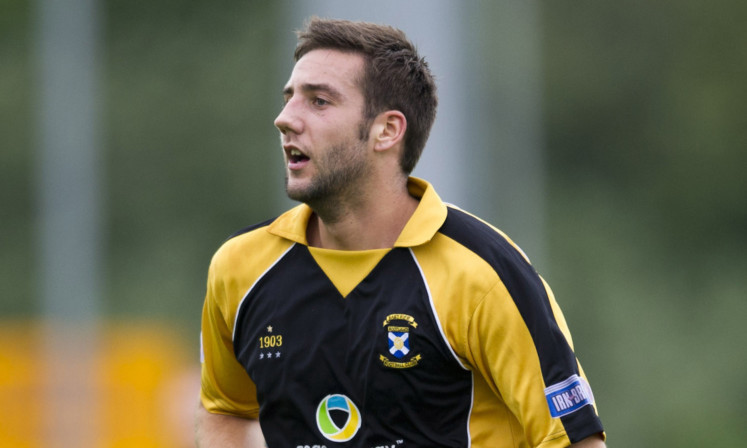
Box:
[2,0,746,446]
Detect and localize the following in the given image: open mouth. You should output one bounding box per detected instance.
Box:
[288,148,309,164]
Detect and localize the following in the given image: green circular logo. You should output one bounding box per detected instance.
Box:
[315,394,362,442]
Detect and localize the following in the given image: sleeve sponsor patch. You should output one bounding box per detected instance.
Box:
[544,374,595,418]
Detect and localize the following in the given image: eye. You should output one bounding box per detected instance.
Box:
[312,97,329,107]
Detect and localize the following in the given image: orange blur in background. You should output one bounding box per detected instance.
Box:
[0,321,199,448]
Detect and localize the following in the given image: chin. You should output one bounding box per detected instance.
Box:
[285,180,312,203]
[285,188,304,202]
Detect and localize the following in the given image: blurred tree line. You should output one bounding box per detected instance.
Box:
[1,1,745,446]
[541,2,747,446]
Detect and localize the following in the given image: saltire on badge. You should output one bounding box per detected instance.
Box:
[388,331,410,359]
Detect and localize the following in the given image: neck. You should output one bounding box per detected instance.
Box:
[306,177,418,250]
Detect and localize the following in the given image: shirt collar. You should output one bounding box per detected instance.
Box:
[266,177,447,248]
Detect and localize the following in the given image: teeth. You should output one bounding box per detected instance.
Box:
[290,149,302,156]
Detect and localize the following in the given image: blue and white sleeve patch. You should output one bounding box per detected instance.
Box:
[544,374,595,418]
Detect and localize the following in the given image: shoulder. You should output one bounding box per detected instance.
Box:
[212,217,276,264]
[225,217,278,242]
[414,204,544,313]
[435,205,549,314]
[204,216,297,325]
[208,216,294,284]
[439,205,533,269]
[413,206,547,365]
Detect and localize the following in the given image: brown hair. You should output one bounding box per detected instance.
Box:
[294,17,438,174]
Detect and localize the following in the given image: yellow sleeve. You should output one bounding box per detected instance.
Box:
[199,260,260,418]
[467,279,575,447]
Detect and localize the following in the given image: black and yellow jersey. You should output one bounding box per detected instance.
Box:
[200,177,604,447]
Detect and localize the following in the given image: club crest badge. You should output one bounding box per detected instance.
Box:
[379,313,422,369]
[388,330,410,358]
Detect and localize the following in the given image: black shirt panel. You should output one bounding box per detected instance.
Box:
[233,244,472,447]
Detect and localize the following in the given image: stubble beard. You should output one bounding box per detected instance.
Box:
[285,138,370,221]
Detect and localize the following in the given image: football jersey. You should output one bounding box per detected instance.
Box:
[200,177,604,447]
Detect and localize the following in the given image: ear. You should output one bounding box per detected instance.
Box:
[371,110,407,153]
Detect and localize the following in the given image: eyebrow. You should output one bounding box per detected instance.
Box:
[282,83,344,101]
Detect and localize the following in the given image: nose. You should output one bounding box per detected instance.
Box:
[274,99,301,135]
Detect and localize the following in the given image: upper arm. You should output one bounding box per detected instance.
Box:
[466,274,603,446]
[200,261,260,418]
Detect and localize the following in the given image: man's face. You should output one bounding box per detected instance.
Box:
[274,49,371,206]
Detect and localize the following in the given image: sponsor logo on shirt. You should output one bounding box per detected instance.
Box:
[316,394,362,442]
[544,374,595,418]
[379,313,422,369]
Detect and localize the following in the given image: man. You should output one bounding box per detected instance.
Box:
[196,17,606,447]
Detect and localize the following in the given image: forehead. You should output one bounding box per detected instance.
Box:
[286,49,365,95]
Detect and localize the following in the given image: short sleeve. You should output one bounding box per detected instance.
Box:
[199,261,260,418]
[467,274,603,446]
